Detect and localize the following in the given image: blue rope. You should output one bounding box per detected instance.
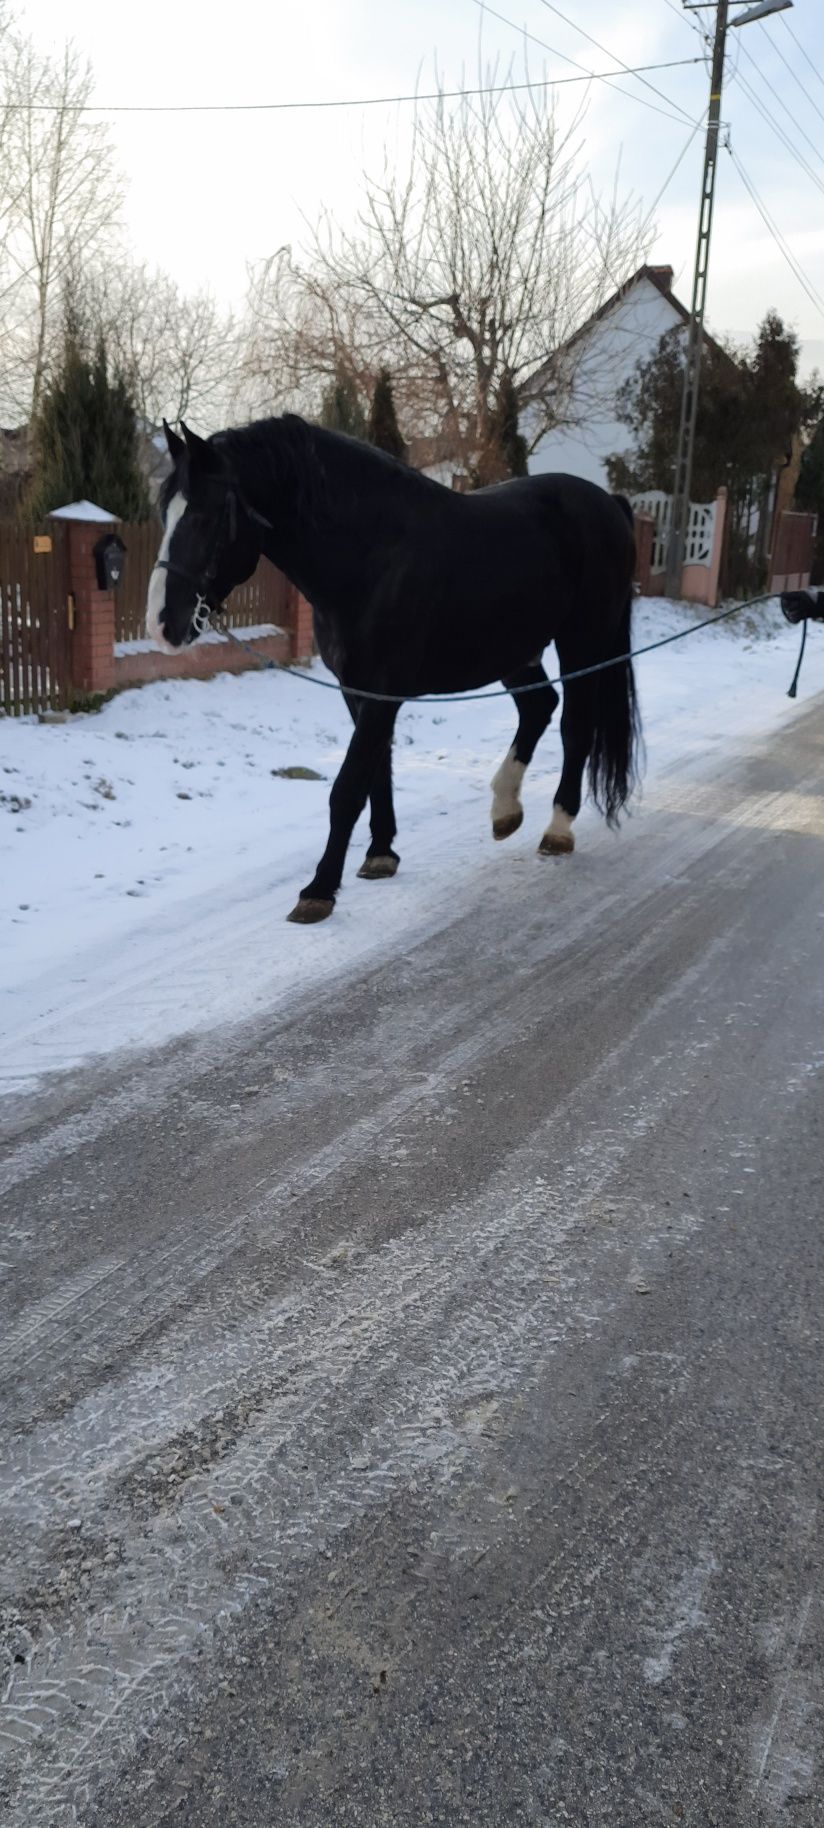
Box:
[215,591,778,704]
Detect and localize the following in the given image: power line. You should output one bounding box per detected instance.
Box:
[661,0,709,47]
[730,150,824,320]
[726,141,824,324]
[582,110,706,298]
[736,39,824,175]
[759,19,824,129]
[535,0,695,120]
[640,108,707,235]
[780,13,824,99]
[467,0,696,125]
[731,65,824,201]
[0,58,705,115]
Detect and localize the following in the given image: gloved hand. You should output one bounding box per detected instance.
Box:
[781,587,824,625]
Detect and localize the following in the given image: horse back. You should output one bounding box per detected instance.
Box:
[463,472,635,595]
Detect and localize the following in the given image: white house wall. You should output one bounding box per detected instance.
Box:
[529,278,684,488]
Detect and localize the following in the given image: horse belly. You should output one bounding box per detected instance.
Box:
[414,580,558,693]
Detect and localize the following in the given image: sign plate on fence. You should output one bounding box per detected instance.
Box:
[33,535,52,554]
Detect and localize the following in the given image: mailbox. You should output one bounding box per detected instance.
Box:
[93,532,126,591]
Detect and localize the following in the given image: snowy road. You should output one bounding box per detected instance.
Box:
[1,610,823,1824]
[1,597,822,1094]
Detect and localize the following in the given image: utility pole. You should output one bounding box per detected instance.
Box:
[664,0,794,598]
[664,1,728,596]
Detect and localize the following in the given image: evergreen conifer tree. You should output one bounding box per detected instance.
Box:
[319,370,367,439]
[367,368,406,460]
[493,372,528,478]
[29,307,149,521]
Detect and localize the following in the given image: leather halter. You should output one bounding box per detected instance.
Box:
[154,486,273,616]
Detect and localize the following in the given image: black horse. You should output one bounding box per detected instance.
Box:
[147,417,641,923]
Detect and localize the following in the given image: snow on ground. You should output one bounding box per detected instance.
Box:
[1,597,822,1096]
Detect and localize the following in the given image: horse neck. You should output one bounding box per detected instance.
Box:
[227,419,422,611]
[227,420,335,602]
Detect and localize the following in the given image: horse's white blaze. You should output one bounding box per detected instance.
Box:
[544,804,574,841]
[491,747,525,821]
[146,492,187,650]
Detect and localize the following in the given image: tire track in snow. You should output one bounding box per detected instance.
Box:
[3,715,823,1820]
[1,910,748,1814]
[1,1105,703,1819]
[0,804,740,1427]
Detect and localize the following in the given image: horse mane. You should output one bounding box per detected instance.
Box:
[213,414,438,531]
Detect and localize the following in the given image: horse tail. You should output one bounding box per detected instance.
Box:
[587,507,642,826]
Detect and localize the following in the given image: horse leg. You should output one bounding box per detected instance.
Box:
[491,662,559,840]
[288,701,400,922]
[339,693,400,881]
[539,672,597,857]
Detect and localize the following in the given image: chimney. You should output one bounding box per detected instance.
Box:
[648,265,674,292]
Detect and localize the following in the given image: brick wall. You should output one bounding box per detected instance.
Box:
[114,627,292,691]
[56,509,315,698]
[289,584,315,664]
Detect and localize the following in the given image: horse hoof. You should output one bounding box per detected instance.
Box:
[492,809,524,841]
[287,897,335,924]
[538,832,575,857]
[357,854,399,880]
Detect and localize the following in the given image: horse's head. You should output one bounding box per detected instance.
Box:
[146,423,265,650]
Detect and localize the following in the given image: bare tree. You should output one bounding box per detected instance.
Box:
[0,32,122,419]
[83,260,239,431]
[0,3,19,258]
[242,68,651,471]
[240,248,378,424]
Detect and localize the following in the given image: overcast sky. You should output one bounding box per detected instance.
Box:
[20,0,824,376]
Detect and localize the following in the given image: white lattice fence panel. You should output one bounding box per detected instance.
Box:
[630,492,670,571]
[630,492,717,573]
[684,498,716,566]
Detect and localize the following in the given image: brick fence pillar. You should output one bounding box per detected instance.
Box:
[704,487,727,610]
[50,503,117,697]
[633,513,655,596]
[287,582,315,663]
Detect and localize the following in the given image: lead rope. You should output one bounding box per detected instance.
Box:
[207,590,800,703]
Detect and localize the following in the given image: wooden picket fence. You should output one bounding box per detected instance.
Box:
[115,521,291,642]
[0,522,72,715]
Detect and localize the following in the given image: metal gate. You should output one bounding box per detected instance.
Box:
[0,522,72,715]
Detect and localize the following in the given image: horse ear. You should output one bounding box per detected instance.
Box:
[181,422,223,475]
[163,419,185,463]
